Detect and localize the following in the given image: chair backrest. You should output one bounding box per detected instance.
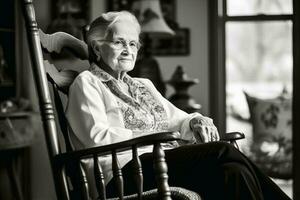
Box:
[39,28,88,152]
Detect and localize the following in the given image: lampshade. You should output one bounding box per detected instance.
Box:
[136,0,175,35]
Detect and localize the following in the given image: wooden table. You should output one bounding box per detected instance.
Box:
[0,111,36,200]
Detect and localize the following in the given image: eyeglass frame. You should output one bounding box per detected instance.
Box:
[98,38,142,51]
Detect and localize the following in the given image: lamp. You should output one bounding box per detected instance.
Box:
[129,0,175,96]
[137,0,174,35]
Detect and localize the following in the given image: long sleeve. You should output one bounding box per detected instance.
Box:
[137,78,202,143]
[65,72,134,148]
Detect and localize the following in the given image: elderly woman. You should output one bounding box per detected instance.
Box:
[66,11,290,200]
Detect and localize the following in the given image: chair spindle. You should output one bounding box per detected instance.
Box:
[93,154,106,200]
[132,145,143,200]
[153,143,172,200]
[48,76,73,152]
[59,166,71,200]
[78,161,90,200]
[112,150,124,200]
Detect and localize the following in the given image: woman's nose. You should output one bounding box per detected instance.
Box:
[121,46,132,54]
[121,49,129,55]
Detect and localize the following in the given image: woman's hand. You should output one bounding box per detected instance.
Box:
[189,116,220,143]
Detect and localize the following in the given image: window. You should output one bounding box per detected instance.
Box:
[209,0,293,197]
[225,1,293,150]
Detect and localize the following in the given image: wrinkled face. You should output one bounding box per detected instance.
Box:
[98,20,140,75]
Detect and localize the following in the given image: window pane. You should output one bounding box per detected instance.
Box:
[226,21,293,135]
[227,0,292,16]
[225,21,293,196]
[226,21,292,85]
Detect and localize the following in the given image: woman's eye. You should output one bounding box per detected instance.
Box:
[130,42,137,47]
[113,40,122,45]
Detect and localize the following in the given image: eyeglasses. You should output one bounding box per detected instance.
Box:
[99,39,141,51]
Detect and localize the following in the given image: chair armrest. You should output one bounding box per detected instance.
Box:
[54,131,180,165]
[221,132,245,142]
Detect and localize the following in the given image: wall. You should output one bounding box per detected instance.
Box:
[159,0,209,115]
[29,0,209,199]
[34,0,209,114]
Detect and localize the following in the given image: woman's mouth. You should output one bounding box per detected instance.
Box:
[119,58,132,62]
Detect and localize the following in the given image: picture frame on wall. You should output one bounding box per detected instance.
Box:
[47,0,90,40]
[148,28,190,56]
[107,0,190,56]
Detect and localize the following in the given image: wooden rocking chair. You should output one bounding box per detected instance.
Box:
[21,0,245,199]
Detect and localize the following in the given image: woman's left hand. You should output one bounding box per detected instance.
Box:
[189,116,220,143]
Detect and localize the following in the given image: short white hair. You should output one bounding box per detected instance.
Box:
[87,11,141,62]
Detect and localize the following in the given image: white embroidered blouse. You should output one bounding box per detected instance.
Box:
[65,63,202,187]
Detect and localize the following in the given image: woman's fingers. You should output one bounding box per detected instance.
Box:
[210,126,220,141]
[203,127,209,143]
[200,126,219,142]
[215,127,220,141]
[193,129,203,143]
[210,131,215,141]
[193,127,207,143]
[206,127,211,142]
[196,127,208,143]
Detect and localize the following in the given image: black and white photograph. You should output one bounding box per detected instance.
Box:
[0,0,299,199]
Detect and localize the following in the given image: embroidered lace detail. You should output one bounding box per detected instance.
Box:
[89,64,169,132]
[117,82,169,132]
[89,64,112,82]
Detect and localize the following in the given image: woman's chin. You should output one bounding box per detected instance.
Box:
[119,64,134,72]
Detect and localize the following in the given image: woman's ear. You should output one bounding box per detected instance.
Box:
[91,40,102,57]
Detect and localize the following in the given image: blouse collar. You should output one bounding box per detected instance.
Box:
[89,63,140,88]
[89,63,115,82]
[89,63,142,106]
[89,63,134,83]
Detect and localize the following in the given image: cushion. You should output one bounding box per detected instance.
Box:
[109,187,202,200]
[244,92,292,142]
[244,91,292,179]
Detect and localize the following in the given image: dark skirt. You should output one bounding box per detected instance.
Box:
[107,142,291,200]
